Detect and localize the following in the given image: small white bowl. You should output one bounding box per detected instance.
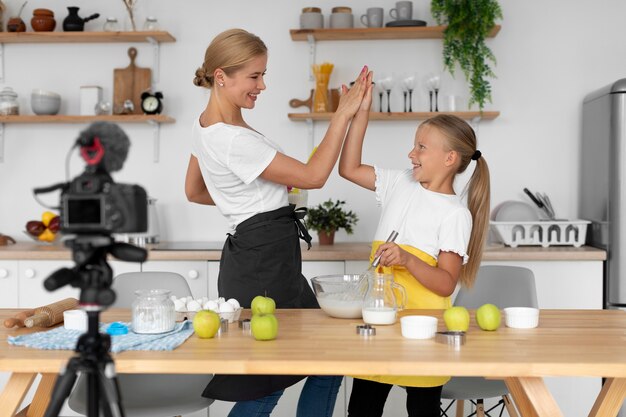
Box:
[504,307,539,329]
[63,309,87,331]
[400,315,438,339]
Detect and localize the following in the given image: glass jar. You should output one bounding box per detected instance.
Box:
[103,17,120,32]
[143,16,159,31]
[362,272,406,325]
[0,87,19,116]
[132,289,175,334]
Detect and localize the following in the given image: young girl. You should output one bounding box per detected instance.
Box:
[185,28,372,417]
[339,88,490,416]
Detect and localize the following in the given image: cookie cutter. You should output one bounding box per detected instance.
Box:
[356,324,376,336]
[239,318,251,333]
[435,331,466,347]
[216,318,229,336]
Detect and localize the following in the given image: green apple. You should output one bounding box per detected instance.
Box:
[476,303,501,331]
[250,314,278,341]
[443,306,470,332]
[193,310,221,339]
[251,295,276,315]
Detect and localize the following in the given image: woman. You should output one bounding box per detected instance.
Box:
[185,28,372,417]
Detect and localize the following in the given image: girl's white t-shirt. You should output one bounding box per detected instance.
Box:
[373,167,472,264]
[191,120,288,229]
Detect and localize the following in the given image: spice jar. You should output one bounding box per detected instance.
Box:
[103,17,120,32]
[0,87,19,116]
[31,8,56,32]
[131,289,175,334]
[300,7,323,29]
[143,16,160,31]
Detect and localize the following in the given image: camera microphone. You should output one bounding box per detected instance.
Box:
[76,122,130,173]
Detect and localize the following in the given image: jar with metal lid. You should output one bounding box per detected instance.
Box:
[143,16,160,31]
[103,17,120,32]
[330,6,353,28]
[132,289,175,334]
[0,87,19,116]
[300,6,323,29]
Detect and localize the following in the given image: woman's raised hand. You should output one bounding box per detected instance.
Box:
[335,66,372,119]
[359,71,374,113]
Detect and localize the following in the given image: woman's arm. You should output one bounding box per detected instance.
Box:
[375,243,462,297]
[184,155,215,205]
[338,73,376,191]
[259,68,373,190]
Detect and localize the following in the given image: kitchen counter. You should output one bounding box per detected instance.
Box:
[0,241,607,261]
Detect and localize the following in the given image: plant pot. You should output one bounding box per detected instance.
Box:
[318,230,335,245]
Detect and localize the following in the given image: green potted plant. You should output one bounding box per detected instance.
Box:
[305,199,358,245]
[431,0,503,111]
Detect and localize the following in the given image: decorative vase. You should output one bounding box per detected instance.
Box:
[318,230,335,245]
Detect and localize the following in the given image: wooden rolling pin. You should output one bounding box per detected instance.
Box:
[3,309,35,328]
[23,298,79,328]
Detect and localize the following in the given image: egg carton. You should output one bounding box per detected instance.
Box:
[176,307,242,323]
[490,220,590,248]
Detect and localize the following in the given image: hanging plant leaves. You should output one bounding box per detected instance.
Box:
[431,0,502,111]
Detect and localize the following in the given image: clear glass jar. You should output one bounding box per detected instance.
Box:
[0,87,19,116]
[132,289,175,334]
[143,16,159,31]
[103,17,120,32]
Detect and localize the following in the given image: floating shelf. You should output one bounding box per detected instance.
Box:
[0,31,176,43]
[290,25,500,41]
[0,115,175,124]
[288,111,500,121]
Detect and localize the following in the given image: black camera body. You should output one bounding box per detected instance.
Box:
[61,168,148,235]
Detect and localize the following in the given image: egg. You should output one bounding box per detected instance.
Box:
[218,302,235,313]
[216,297,226,305]
[203,300,219,312]
[186,300,202,312]
[173,299,186,312]
[170,295,178,302]
[226,298,240,309]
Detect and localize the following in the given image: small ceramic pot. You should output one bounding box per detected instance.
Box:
[7,17,26,32]
[31,9,56,32]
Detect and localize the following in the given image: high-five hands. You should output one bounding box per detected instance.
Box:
[335,65,373,119]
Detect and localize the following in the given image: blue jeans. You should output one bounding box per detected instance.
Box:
[228,376,342,417]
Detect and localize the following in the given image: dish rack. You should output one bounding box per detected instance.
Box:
[490,220,591,248]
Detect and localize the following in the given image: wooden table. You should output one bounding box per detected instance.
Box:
[1,308,626,417]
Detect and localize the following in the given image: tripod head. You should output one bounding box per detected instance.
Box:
[45,235,147,307]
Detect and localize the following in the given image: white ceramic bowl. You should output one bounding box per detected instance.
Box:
[492,201,541,222]
[63,309,87,331]
[504,307,539,329]
[400,315,438,339]
[31,92,61,115]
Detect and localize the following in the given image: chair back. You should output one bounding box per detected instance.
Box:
[454,265,538,309]
[112,271,192,308]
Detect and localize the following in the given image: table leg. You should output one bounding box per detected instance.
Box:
[0,373,36,417]
[25,374,57,417]
[587,378,626,417]
[505,378,539,417]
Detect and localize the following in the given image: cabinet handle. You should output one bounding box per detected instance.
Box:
[24,268,36,278]
[0,269,8,278]
[188,270,199,280]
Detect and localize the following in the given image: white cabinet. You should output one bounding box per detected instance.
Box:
[18,260,78,307]
[302,261,346,287]
[0,260,18,308]
[141,261,209,299]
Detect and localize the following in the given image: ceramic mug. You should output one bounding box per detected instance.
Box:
[360,7,383,28]
[389,1,413,21]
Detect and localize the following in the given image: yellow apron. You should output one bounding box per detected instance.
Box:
[355,241,451,388]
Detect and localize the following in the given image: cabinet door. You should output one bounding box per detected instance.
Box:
[0,261,18,308]
[109,260,142,277]
[302,261,345,288]
[18,260,79,308]
[141,261,208,299]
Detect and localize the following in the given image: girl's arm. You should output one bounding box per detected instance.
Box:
[375,243,462,297]
[338,73,376,191]
[260,67,372,190]
[184,155,215,205]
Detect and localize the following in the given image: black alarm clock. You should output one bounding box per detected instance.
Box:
[140,91,163,115]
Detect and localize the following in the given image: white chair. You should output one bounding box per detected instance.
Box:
[440,265,538,417]
[68,271,214,417]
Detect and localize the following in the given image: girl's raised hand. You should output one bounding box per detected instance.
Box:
[335,66,372,119]
[359,71,374,113]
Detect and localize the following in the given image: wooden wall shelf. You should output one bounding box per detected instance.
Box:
[290,25,500,41]
[288,111,500,121]
[0,31,176,44]
[0,115,175,124]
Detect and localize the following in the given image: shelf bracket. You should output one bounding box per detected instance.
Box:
[0,43,4,83]
[147,36,160,87]
[307,35,316,82]
[0,123,4,163]
[149,120,161,162]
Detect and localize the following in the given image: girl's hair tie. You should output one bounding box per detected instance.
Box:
[471,150,482,161]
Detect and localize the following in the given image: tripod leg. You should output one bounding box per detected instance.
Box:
[43,358,80,417]
[96,359,125,417]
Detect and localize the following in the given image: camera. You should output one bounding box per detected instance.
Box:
[61,169,148,234]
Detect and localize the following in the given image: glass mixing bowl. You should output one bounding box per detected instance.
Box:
[311,274,364,319]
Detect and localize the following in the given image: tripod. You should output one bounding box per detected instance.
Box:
[42,235,146,417]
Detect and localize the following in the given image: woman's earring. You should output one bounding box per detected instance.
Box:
[218,82,224,87]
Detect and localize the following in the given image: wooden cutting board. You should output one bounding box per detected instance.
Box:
[113,47,152,114]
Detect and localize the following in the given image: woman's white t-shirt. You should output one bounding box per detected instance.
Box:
[373,167,472,264]
[191,120,288,230]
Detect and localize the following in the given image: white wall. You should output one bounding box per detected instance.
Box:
[1,0,625,243]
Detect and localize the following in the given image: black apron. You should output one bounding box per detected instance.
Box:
[202,205,319,402]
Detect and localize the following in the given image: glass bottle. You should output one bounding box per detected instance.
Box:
[0,87,19,115]
[143,16,159,31]
[103,17,120,32]
[132,289,175,334]
[362,272,406,325]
